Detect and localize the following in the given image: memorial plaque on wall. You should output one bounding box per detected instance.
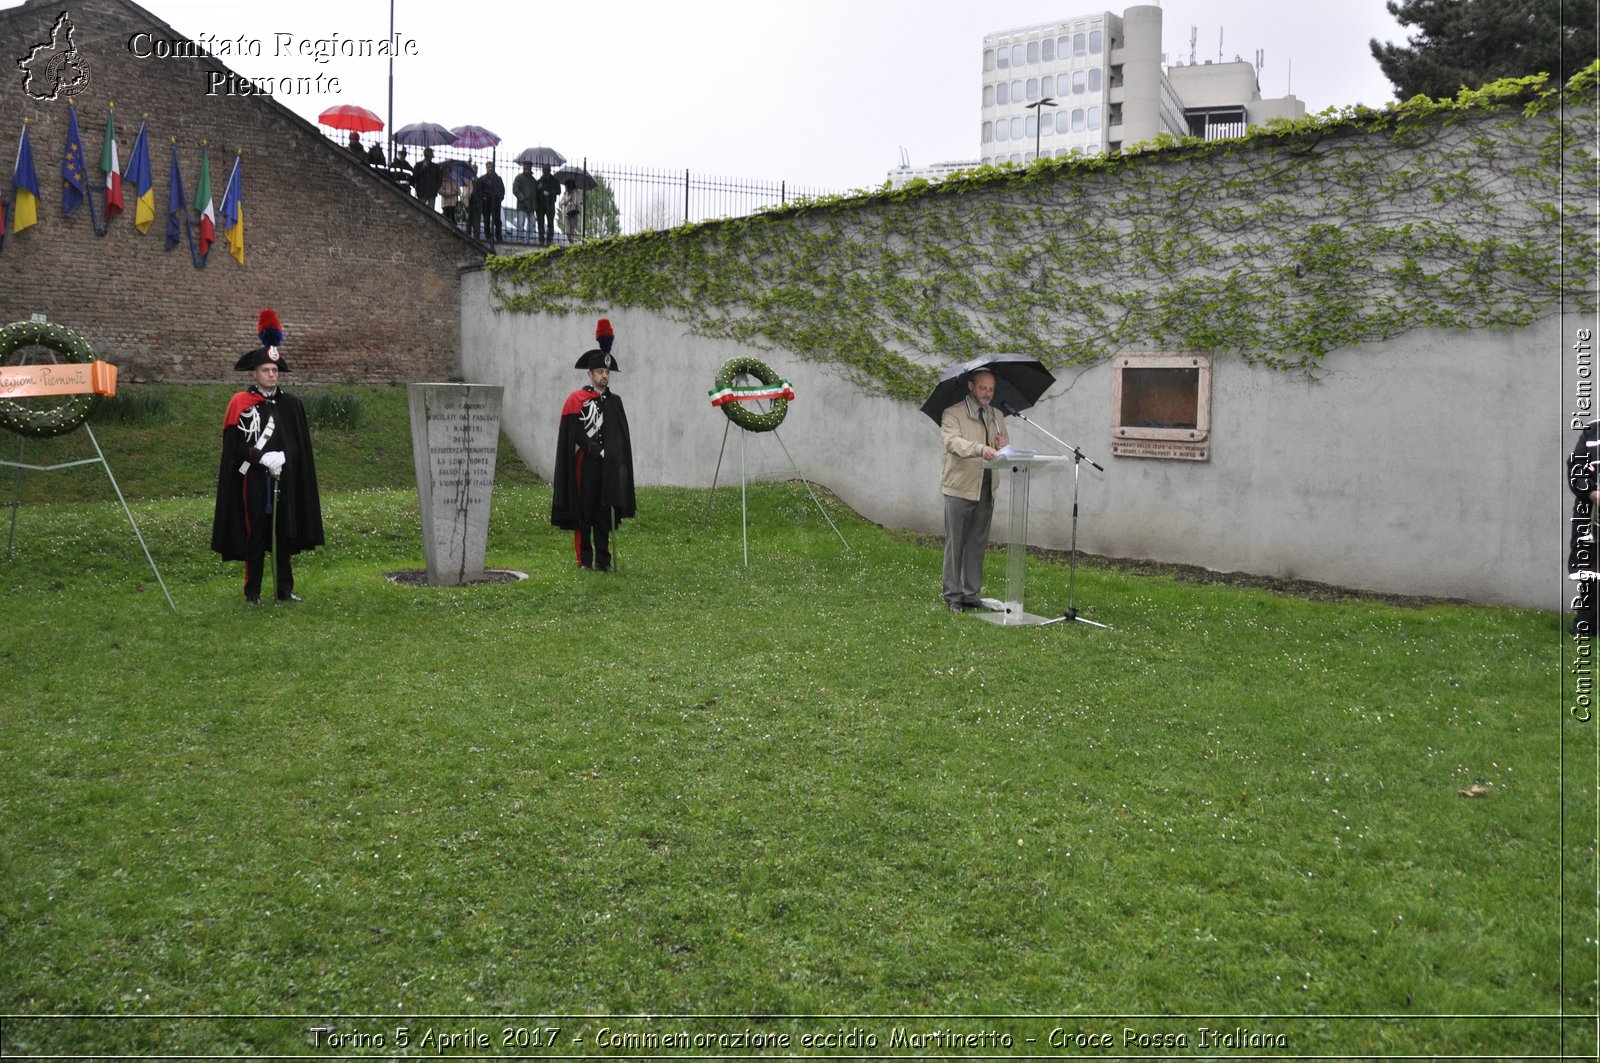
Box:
[407,383,504,586]
[1111,352,1212,461]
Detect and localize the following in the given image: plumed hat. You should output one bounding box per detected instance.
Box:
[257,308,284,347]
[235,307,291,372]
[574,348,618,372]
[575,318,618,370]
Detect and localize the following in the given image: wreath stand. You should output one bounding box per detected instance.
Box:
[700,358,849,566]
[0,318,176,611]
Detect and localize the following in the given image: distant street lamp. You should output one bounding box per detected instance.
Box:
[1027,97,1057,160]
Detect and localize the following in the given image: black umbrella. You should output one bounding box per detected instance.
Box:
[919,354,1056,424]
[553,166,597,190]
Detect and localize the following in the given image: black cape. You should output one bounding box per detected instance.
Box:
[551,385,636,530]
[211,388,325,560]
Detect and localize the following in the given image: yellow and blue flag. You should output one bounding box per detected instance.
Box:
[125,121,154,233]
[12,123,40,233]
[219,154,243,265]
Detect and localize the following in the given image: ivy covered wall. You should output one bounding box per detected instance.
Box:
[469,70,1596,608]
[488,69,1596,397]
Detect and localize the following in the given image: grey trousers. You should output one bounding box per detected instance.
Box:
[942,482,993,604]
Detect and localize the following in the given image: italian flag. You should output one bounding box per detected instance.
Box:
[708,381,796,407]
[193,148,214,256]
[100,110,122,220]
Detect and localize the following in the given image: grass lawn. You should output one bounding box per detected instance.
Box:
[0,386,1592,1058]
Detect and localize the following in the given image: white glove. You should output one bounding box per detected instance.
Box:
[259,451,286,477]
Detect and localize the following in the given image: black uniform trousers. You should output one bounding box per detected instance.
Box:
[573,449,612,569]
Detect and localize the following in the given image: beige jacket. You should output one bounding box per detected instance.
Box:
[940,397,1006,501]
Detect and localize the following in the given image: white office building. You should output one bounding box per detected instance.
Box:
[889,4,1305,184]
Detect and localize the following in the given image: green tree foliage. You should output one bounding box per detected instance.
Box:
[577,175,621,239]
[1371,0,1597,100]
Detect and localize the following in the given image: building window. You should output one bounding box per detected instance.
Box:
[1111,352,1213,461]
[984,48,996,72]
[1072,70,1086,94]
[1010,116,1023,139]
[1011,79,1022,101]
[1072,108,1085,132]
[982,121,993,143]
[1010,152,1022,164]
[1074,32,1086,56]
[984,84,995,107]
[1027,40,1038,64]
[996,81,1009,105]
[996,47,1009,69]
[1042,38,1054,62]
[1089,29,1103,54]
[1057,35,1070,57]
[1040,116,1053,137]
[1087,105,1101,130]
[1026,77,1038,100]
[1011,44,1024,66]
[1055,112,1070,134]
[1025,114,1037,137]
[995,119,1008,141]
[1088,68,1102,92]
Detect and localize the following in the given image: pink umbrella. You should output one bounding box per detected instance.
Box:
[449,125,501,150]
[318,105,384,133]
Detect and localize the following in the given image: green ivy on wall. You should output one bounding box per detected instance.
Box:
[489,65,1599,401]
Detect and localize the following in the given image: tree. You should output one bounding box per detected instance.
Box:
[1371,0,1598,100]
[577,175,621,240]
[632,192,683,234]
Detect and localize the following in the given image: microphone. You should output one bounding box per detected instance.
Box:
[998,400,1021,417]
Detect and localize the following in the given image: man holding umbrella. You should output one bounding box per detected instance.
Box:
[939,369,1008,611]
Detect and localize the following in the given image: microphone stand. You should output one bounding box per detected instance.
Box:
[1001,403,1110,629]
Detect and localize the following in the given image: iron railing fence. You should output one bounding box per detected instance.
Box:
[353,135,847,247]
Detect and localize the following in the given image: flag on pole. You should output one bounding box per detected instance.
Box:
[101,108,122,220]
[126,122,154,233]
[219,154,243,265]
[193,146,214,257]
[164,140,185,250]
[61,103,88,216]
[12,123,40,233]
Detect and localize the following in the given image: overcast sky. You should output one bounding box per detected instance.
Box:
[9,0,1423,190]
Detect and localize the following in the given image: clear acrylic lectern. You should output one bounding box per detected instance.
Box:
[974,453,1073,626]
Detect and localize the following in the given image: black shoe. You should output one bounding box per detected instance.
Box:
[962,598,985,610]
[277,591,303,603]
[597,562,617,572]
[948,601,967,612]
[245,596,262,606]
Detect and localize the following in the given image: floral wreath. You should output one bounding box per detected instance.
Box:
[0,320,101,439]
[709,356,795,433]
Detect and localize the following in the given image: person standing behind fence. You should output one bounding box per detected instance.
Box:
[534,163,560,246]
[411,148,443,210]
[513,160,536,239]
[463,162,481,238]
[476,161,505,242]
[559,180,581,243]
[440,167,462,224]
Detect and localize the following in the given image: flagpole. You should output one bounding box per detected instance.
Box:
[386,0,395,164]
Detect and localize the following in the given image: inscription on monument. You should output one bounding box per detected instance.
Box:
[407,383,504,586]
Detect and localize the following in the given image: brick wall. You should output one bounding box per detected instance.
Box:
[0,0,482,384]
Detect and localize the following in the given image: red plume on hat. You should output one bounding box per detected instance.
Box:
[257,307,284,348]
[596,317,613,355]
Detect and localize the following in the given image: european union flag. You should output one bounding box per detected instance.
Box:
[61,103,87,216]
[164,140,185,250]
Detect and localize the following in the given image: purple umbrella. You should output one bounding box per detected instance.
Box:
[394,122,458,147]
[449,125,501,150]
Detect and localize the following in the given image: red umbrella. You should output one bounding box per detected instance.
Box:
[318,105,384,133]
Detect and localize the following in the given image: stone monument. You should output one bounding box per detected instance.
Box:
[407,383,503,586]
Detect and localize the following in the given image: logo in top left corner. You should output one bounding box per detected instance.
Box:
[18,10,93,101]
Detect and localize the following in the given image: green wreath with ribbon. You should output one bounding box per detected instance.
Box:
[0,320,101,439]
[709,356,794,433]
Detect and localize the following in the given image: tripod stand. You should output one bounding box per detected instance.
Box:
[1002,405,1109,629]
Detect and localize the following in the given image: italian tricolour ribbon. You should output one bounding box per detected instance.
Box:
[708,380,795,407]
